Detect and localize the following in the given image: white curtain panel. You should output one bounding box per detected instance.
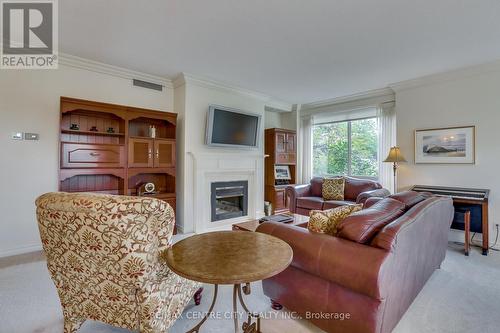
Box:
[300,116,313,183]
[377,102,396,193]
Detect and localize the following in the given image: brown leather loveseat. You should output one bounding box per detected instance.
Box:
[286,176,390,215]
[257,191,454,333]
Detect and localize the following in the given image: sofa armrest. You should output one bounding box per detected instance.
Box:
[285,184,312,213]
[257,221,391,299]
[356,188,391,204]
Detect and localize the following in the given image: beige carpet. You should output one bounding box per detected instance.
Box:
[1,243,499,333]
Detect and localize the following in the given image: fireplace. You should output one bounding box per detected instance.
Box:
[211,181,248,222]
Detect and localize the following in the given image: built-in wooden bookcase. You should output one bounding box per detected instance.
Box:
[59,97,178,219]
[264,128,297,214]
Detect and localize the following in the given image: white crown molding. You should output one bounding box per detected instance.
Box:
[302,87,395,111]
[389,59,500,92]
[59,53,173,89]
[173,73,293,111]
[264,105,294,113]
[172,73,187,89]
[300,88,394,114]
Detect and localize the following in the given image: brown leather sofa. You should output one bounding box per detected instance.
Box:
[257,191,454,333]
[286,177,390,216]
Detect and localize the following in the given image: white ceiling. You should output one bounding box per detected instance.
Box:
[60,0,500,104]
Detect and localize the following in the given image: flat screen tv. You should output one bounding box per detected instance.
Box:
[205,105,262,148]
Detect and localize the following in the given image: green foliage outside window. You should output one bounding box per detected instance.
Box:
[313,118,378,178]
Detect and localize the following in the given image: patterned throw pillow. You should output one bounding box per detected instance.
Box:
[322,177,345,200]
[308,204,363,236]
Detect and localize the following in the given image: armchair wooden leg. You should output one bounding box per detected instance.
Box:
[194,287,203,306]
[271,299,283,310]
[63,316,84,333]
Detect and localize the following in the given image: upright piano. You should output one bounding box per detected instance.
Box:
[411,185,490,255]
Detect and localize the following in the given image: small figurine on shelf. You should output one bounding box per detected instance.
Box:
[70,123,79,130]
[149,125,156,138]
[89,126,98,132]
[107,127,115,133]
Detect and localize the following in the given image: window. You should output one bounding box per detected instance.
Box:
[313,117,378,178]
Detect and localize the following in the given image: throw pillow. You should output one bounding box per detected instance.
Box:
[322,177,345,200]
[308,204,363,236]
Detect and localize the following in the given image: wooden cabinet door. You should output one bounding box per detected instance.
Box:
[154,139,176,168]
[286,133,296,153]
[274,188,286,213]
[128,138,153,167]
[275,132,287,154]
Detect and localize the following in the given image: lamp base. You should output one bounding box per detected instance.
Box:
[393,162,397,194]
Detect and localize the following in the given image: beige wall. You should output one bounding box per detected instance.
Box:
[0,65,173,257]
[264,110,282,129]
[281,109,298,131]
[5,54,498,255]
[396,69,500,244]
[264,110,297,130]
[0,66,290,255]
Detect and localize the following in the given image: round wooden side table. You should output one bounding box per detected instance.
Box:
[165,231,293,333]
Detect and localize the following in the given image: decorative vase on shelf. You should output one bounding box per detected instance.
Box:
[149,125,156,138]
[264,201,272,216]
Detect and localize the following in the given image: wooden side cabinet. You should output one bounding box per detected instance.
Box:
[265,128,297,214]
[266,186,287,213]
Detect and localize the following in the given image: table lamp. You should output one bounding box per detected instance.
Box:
[383,146,407,193]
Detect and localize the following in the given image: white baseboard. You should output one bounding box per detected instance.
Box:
[0,243,43,258]
[175,223,184,234]
[448,229,500,251]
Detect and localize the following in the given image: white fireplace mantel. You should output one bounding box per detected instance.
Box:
[187,151,265,233]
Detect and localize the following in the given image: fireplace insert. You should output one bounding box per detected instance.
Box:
[211,181,248,222]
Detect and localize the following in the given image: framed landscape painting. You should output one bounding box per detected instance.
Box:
[415,126,475,164]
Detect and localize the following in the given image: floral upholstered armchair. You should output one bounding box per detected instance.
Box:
[35,192,201,333]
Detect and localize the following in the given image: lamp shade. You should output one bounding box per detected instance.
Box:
[383,146,407,163]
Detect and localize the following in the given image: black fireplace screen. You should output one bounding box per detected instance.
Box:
[211,181,248,222]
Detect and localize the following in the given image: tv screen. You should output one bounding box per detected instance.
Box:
[206,106,261,148]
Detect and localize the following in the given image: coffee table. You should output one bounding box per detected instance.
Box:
[165,231,293,333]
[232,213,309,232]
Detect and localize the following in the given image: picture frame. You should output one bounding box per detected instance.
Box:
[414,126,475,164]
[274,165,291,180]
